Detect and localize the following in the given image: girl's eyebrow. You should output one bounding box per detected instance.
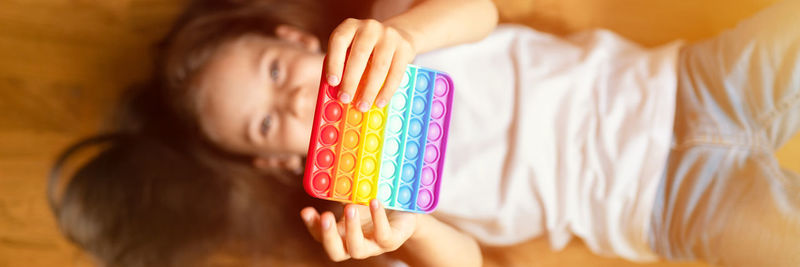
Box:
[244,111,257,146]
[253,47,274,75]
[256,46,270,77]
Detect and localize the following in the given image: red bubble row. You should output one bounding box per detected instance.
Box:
[308,83,347,198]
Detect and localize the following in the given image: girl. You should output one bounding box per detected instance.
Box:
[51,0,492,266]
[52,0,800,266]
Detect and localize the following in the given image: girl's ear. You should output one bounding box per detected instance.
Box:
[275,24,321,52]
[252,154,304,175]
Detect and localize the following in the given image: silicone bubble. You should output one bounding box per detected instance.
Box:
[361,157,377,174]
[339,153,355,172]
[388,115,404,133]
[431,101,445,119]
[405,142,419,159]
[401,164,416,182]
[335,178,351,195]
[369,113,383,129]
[320,126,338,145]
[316,149,334,168]
[391,94,407,110]
[408,119,423,137]
[424,145,438,163]
[428,124,442,141]
[365,135,380,152]
[398,186,412,204]
[434,77,448,97]
[347,109,362,125]
[412,97,426,114]
[384,138,400,156]
[324,102,342,121]
[416,75,429,91]
[421,167,435,186]
[313,172,330,191]
[327,84,339,98]
[343,131,359,149]
[378,183,393,202]
[357,180,373,199]
[381,162,396,178]
[417,189,433,209]
[401,70,410,88]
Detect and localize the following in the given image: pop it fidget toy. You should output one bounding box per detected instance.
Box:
[303,65,454,213]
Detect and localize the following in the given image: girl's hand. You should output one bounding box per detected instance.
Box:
[325,18,416,112]
[300,200,418,262]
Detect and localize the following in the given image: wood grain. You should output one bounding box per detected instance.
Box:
[0,0,796,266]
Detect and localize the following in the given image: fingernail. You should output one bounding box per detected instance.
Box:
[327,75,339,86]
[322,217,331,230]
[376,99,387,108]
[357,101,370,112]
[371,199,380,211]
[347,206,356,219]
[339,92,352,103]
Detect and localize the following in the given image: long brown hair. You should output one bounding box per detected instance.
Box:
[49,0,388,266]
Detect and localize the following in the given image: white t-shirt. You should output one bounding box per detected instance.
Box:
[413,25,683,261]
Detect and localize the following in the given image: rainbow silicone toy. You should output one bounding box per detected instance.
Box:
[303,65,454,213]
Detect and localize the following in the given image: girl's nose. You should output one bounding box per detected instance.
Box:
[285,84,312,117]
[278,85,300,117]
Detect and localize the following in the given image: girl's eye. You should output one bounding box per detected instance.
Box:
[260,115,272,135]
[270,60,279,81]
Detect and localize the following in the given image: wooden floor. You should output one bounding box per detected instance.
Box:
[0,0,795,266]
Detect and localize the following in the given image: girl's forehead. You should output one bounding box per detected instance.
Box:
[189,37,269,152]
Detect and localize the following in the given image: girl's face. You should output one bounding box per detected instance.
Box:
[193,29,324,162]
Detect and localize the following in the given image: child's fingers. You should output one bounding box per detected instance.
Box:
[369,199,395,249]
[320,211,349,262]
[300,207,322,242]
[339,20,382,104]
[344,204,370,259]
[376,47,412,107]
[326,18,359,87]
[355,36,396,112]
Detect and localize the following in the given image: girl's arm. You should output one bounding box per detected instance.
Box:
[393,213,482,267]
[324,0,497,112]
[379,0,499,54]
[301,201,482,266]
